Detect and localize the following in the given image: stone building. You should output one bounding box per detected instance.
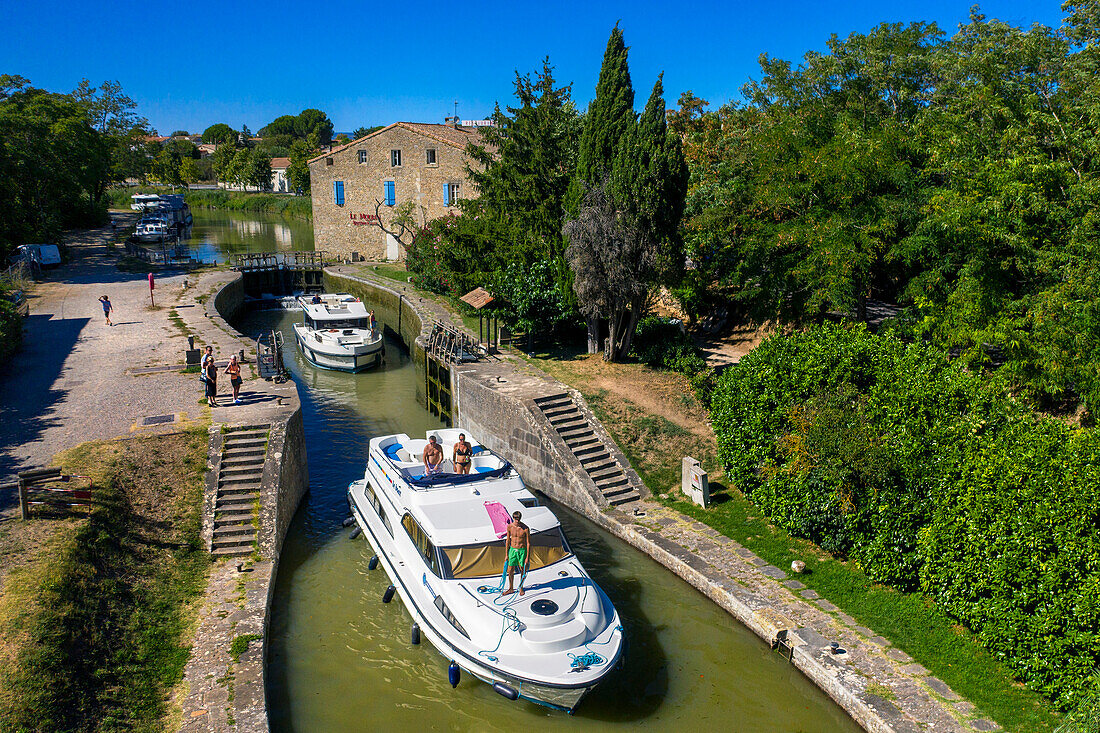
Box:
[308,121,481,261]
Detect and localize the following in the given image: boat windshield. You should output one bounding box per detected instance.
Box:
[439,528,571,580]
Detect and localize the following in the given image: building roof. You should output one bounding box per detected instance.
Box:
[269,157,291,170]
[308,121,481,164]
[459,287,495,310]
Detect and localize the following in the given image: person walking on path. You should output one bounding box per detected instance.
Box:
[98,295,113,326]
[224,355,243,404]
[200,346,214,393]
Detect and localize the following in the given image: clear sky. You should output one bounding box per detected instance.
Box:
[1,0,1063,136]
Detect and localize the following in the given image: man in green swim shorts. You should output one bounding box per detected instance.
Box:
[502,510,530,596]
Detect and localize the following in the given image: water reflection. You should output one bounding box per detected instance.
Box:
[235,305,861,733]
[184,208,314,263]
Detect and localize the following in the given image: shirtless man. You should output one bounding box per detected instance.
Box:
[502,510,530,596]
[453,433,473,475]
[422,435,444,474]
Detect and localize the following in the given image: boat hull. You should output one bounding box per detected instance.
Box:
[347,481,618,712]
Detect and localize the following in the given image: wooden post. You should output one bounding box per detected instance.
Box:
[17,476,27,520]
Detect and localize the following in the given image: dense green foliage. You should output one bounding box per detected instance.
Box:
[711,324,1100,708]
[0,76,110,255]
[675,10,1100,415]
[0,297,24,369]
[257,108,333,146]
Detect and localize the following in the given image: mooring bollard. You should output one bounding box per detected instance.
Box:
[681,456,710,508]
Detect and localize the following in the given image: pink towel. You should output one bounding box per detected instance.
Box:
[484,501,511,538]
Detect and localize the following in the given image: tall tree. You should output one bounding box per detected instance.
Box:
[567,25,636,352]
[202,123,236,145]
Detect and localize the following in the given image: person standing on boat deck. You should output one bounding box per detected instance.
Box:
[368,309,376,334]
[503,511,530,596]
[224,354,243,404]
[422,435,444,474]
[453,433,473,474]
[98,295,113,326]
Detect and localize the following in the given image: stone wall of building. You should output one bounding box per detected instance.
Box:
[310,125,475,261]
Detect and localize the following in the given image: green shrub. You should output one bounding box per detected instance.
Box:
[710,323,1100,709]
[632,316,706,373]
[0,298,24,368]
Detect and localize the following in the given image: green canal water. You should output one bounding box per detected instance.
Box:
[210,215,859,732]
[186,209,314,263]
[233,304,862,733]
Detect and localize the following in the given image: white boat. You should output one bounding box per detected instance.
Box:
[347,428,625,712]
[292,293,383,372]
[130,193,193,227]
[133,216,172,243]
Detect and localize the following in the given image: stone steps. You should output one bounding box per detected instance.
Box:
[533,394,640,506]
[210,423,270,557]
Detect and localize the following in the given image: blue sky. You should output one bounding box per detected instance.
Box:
[1,0,1063,136]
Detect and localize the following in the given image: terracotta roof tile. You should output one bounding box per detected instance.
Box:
[269,157,291,169]
[308,121,483,164]
[459,287,495,310]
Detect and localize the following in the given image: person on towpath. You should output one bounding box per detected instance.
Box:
[99,295,113,326]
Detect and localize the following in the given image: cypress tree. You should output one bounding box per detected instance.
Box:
[569,24,635,209]
[611,73,689,282]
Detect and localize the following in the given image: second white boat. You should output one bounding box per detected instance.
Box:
[293,293,384,372]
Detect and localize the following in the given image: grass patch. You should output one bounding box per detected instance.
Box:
[0,430,212,731]
[367,262,412,284]
[230,634,262,663]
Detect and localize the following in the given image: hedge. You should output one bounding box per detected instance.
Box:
[711,323,1100,708]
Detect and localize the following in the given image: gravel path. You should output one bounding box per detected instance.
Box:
[0,226,212,506]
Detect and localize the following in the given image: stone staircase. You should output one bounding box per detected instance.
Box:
[211,425,269,557]
[533,393,641,506]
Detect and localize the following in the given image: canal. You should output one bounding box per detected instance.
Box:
[219,214,860,732]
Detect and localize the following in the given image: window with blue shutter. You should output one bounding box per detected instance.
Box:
[442,183,450,207]
[384,181,395,206]
[333,180,344,206]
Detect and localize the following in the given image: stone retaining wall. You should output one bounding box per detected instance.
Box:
[179,273,306,733]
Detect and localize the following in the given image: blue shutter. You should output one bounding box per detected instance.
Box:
[442,183,450,206]
[385,181,395,206]
[334,180,344,206]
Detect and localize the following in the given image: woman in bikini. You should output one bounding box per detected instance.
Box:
[453,433,473,474]
[224,355,243,404]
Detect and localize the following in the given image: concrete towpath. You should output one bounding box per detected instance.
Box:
[0,220,283,511]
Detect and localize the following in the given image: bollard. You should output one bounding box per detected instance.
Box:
[17,476,27,520]
[682,456,710,508]
[188,336,195,350]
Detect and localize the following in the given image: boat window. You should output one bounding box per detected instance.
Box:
[402,513,440,576]
[433,595,468,638]
[439,528,571,580]
[364,482,392,536]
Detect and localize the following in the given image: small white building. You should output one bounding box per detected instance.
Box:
[270,157,292,193]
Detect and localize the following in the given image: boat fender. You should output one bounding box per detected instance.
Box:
[368,555,379,570]
[448,661,460,688]
[383,585,396,603]
[342,517,355,528]
[492,682,519,701]
[349,527,362,540]
[411,623,421,645]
